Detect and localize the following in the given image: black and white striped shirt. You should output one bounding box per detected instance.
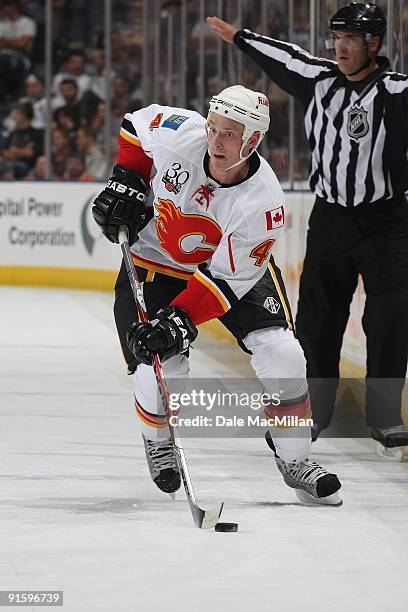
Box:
[235,29,408,207]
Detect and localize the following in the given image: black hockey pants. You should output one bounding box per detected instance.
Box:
[296,196,408,430]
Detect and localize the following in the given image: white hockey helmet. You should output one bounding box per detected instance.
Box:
[208,85,270,165]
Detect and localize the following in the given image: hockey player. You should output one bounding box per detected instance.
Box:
[208,4,408,459]
[92,85,342,505]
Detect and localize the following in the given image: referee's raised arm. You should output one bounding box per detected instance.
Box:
[207,16,334,106]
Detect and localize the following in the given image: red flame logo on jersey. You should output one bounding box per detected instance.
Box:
[155,198,222,265]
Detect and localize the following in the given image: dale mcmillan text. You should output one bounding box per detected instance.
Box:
[169,415,313,428]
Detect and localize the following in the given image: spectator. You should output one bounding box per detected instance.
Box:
[81,48,115,124]
[0,0,37,101]
[24,153,46,180]
[111,102,126,142]
[111,34,131,81]
[111,76,138,117]
[3,72,46,133]
[112,0,143,60]
[53,77,80,111]
[53,78,82,140]
[242,64,262,92]
[0,119,7,148]
[50,0,70,65]
[51,127,72,178]
[0,164,15,180]
[19,1,45,66]
[20,74,46,128]
[89,48,108,100]
[64,154,93,181]
[64,0,90,47]
[260,5,287,40]
[1,101,43,178]
[129,60,143,108]
[111,32,141,84]
[19,0,43,20]
[75,126,105,179]
[89,100,106,145]
[87,100,119,173]
[52,50,91,107]
[293,3,311,49]
[190,72,225,113]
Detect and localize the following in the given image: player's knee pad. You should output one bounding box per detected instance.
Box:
[243,327,307,399]
[245,328,311,460]
[133,353,189,416]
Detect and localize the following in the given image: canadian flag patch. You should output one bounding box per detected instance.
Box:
[265,206,284,230]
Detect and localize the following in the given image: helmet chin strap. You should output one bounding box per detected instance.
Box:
[223,145,257,171]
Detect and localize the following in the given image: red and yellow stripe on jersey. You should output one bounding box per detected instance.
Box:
[130,252,192,281]
[172,267,232,325]
[117,117,153,181]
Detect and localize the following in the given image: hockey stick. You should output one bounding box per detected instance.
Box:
[118,229,224,529]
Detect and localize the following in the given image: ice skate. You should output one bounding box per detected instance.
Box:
[265,431,342,506]
[370,426,408,462]
[143,435,181,493]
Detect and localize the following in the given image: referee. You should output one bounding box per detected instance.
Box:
[208,3,408,457]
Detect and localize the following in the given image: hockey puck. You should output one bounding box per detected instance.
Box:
[214,522,238,532]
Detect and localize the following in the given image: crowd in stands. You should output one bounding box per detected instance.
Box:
[0,0,405,183]
[0,0,144,181]
[176,0,316,181]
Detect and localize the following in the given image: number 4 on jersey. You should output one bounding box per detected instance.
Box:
[250,239,274,266]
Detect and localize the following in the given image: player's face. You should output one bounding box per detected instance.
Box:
[333,32,368,75]
[207,113,245,173]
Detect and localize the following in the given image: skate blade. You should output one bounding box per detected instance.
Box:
[168,492,176,501]
[374,441,408,462]
[295,489,343,506]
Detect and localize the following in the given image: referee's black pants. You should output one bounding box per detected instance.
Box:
[296,196,408,430]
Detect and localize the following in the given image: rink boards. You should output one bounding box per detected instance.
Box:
[0,181,119,290]
[0,181,380,374]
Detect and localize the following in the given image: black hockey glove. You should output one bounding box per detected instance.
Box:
[92,165,150,243]
[126,306,198,365]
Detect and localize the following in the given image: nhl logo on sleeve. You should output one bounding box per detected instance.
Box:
[347,105,369,141]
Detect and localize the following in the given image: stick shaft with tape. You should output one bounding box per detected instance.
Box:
[118,229,223,529]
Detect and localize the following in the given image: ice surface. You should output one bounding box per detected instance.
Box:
[1,286,408,612]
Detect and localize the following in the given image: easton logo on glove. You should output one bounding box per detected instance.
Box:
[92,165,150,243]
[173,317,188,342]
[106,180,147,201]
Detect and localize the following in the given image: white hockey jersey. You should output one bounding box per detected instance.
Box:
[119,104,285,325]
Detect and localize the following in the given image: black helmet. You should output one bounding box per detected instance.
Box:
[329,3,387,39]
